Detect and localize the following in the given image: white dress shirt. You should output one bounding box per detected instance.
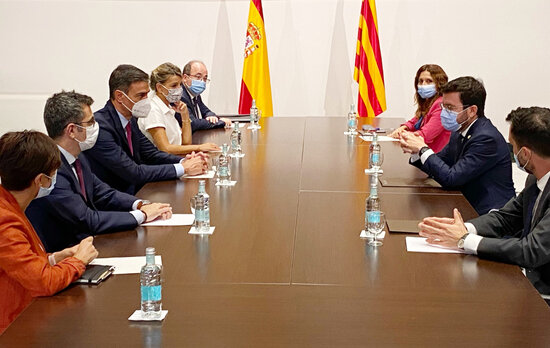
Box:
[138,93,182,146]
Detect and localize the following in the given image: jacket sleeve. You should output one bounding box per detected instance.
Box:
[421,132,500,187]
[0,219,85,297]
[414,103,445,144]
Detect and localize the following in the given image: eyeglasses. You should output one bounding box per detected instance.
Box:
[440,103,470,113]
[76,116,96,127]
[186,74,210,84]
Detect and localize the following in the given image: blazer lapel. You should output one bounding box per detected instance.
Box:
[107,101,134,158]
[532,178,550,229]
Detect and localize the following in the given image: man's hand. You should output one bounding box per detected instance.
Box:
[388,125,407,139]
[418,209,468,248]
[199,143,220,152]
[73,236,98,265]
[399,130,428,154]
[206,116,219,124]
[220,117,232,126]
[182,156,206,176]
[141,203,173,222]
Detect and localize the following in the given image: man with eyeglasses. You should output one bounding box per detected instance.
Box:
[399,76,515,214]
[180,60,232,132]
[26,91,173,252]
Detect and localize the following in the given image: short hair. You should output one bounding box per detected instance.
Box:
[0,131,61,191]
[150,62,182,91]
[414,64,448,117]
[440,76,486,118]
[44,90,94,139]
[182,60,205,75]
[506,107,550,158]
[108,64,149,99]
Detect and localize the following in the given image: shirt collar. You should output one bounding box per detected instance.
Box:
[537,170,550,192]
[116,109,130,129]
[460,118,477,138]
[57,145,76,165]
[151,93,175,116]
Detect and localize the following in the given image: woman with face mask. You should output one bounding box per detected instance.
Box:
[389,64,451,153]
[0,131,98,334]
[138,63,220,155]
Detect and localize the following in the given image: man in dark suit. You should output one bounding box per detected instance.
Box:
[399,76,515,214]
[85,64,206,194]
[180,60,232,132]
[26,91,173,252]
[418,106,550,297]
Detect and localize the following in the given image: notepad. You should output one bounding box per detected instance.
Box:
[379,177,441,188]
[406,237,465,254]
[90,256,162,275]
[182,170,216,179]
[141,214,194,226]
[387,219,420,234]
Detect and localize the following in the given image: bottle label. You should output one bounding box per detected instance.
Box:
[371,153,379,163]
[231,138,238,149]
[367,211,381,223]
[141,285,161,302]
[348,119,357,128]
[195,209,205,222]
[219,167,228,176]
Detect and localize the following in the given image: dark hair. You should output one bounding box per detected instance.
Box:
[0,131,61,191]
[44,90,94,139]
[440,76,486,117]
[506,107,550,158]
[182,60,205,75]
[109,64,149,99]
[414,64,448,118]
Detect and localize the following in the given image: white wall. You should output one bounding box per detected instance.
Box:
[1,0,549,136]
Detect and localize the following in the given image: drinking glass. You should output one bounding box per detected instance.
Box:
[367,211,385,246]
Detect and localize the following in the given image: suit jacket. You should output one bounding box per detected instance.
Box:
[85,100,182,194]
[26,153,139,253]
[469,174,550,295]
[403,97,450,153]
[180,85,225,132]
[0,185,84,332]
[412,117,515,214]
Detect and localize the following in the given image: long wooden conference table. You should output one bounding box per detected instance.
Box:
[2,117,550,346]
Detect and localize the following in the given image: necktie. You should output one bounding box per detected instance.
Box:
[125,122,134,155]
[73,158,87,201]
[193,97,201,119]
[523,185,540,237]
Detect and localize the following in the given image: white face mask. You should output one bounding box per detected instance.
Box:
[36,171,57,199]
[160,84,183,104]
[120,91,151,118]
[74,122,99,151]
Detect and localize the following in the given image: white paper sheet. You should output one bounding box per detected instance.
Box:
[405,237,465,254]
[215,180,237,186]
[141,214,194,226]
[228,123,246,128]
[182,170,215,179]
[90,256,162,275]
[359,135,399,142]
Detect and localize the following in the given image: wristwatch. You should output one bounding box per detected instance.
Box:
[136,200,151,210]
[419,146,430,156]
[457,233,469,249]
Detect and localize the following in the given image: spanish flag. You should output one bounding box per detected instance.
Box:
[238,0,273,117]
[354,0,386,117]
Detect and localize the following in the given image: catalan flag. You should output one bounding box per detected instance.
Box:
[238,0,273,117]
[354,0,386,117]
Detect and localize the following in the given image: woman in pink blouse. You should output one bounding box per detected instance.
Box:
[389,64,450,152]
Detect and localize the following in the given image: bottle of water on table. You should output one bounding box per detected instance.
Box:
[140,247,162,318]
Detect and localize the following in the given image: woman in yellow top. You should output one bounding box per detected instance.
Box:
[138,62,219,155]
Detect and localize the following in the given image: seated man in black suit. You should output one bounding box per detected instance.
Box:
[180,60,232,132]
[419,106,550,298]
[399,76,515,214]
[26,91,173,252]
[85,64,206,194]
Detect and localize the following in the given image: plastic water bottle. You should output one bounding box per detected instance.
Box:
[230,121,243,157]
[346,104,358,135]
[249,100,260,129]
[140,247,162,318]
[365,174,381,236]
[217,144,231,183]
[369,132,381,170]
[193,180,210,232]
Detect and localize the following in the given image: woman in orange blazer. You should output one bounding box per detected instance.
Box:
[0,131,98,333]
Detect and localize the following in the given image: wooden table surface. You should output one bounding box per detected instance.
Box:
[2,117,550,347]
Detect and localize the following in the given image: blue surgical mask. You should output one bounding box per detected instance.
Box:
[440,107,470,132]
[36,171,57,199]
[513,148,530,173]
[189,80,206,95]
[417,84,437,99]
